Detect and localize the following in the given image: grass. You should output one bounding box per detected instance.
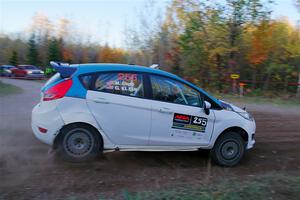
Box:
[120,174,300,200]
[62,174,300,200]
[0,80,22,96]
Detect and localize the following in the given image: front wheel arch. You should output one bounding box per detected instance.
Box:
[214,126,248,146]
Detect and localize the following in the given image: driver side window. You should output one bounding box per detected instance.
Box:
[150,75,202,107]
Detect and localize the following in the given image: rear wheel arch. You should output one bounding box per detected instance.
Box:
[53,122,104,151]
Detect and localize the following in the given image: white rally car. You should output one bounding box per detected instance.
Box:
[32,62,256,166]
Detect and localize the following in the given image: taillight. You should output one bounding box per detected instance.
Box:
[43,79,72,101]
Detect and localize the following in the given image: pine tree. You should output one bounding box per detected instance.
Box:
[48,38,62,63]
[9,51,18,66]
[27,34,39,65]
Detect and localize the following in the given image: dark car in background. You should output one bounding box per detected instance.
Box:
[11,65,45,79]
[0,65,16,77]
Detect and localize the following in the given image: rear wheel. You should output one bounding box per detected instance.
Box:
[58,124,102,162]
[211,132,245,167]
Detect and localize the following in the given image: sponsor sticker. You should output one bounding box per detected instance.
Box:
[172,113,207,132]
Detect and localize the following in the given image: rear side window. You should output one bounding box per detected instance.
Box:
[80,75,93,89]
[91,72,144,98]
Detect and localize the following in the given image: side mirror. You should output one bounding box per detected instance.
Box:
[204,101,211,115]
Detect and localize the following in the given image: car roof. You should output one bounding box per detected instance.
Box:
[73,63,180,80]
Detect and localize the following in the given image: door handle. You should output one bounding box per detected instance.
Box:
[158,107,173,114]
[92,98,109,104]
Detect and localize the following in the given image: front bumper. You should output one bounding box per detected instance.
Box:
[245,119,256,150]
[247,135,255,149]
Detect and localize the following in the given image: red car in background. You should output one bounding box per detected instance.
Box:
[11,65,45,79]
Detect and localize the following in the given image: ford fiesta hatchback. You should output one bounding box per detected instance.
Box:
[32,62,256,166]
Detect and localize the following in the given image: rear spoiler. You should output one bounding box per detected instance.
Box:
[50,61,77,78]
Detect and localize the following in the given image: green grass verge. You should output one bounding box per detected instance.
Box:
[0,80,22,96]
[63,174,300,200]
[121,174,300,200]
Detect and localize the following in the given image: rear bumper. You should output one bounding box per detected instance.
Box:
[31,122,58,145]
[31,101,64,145]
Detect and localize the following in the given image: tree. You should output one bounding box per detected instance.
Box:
[97,44,125,63]
[223,0,273,92]
[48,38,62,63]
[9,51,18,66]
[27,34,39,65]
[295,0,300,97]
[244,21,273,89]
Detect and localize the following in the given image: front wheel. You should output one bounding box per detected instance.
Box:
[58,124,103,162]
[210,132,245,167]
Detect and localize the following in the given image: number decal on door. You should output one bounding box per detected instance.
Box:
[172,113,208,132]
[192,117,207,127]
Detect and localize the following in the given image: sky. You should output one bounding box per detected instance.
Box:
[0,0,299,48]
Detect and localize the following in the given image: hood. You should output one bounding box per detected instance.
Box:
[220,100,246,113]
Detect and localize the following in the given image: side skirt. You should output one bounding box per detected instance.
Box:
[103,145,211,153]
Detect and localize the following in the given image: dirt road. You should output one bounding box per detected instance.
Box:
[0,78,300,200]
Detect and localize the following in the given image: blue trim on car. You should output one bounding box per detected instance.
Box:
[65,76,87,99]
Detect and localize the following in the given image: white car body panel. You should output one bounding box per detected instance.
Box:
[150,100,215,146]
[56,97,115,149]
[210,109,256,149]
[32,95,256,151]
[86,91,152,146]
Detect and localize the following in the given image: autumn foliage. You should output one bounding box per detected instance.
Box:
[0,0,299,96]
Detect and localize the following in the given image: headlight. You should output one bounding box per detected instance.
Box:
[236,112,254,121]
[27,71,32,74]
[40,71,44,74]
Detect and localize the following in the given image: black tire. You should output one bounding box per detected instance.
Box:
[57,124,103,162]
[210,132,245,167]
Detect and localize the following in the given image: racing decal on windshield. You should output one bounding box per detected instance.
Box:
[172,113,207,132]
